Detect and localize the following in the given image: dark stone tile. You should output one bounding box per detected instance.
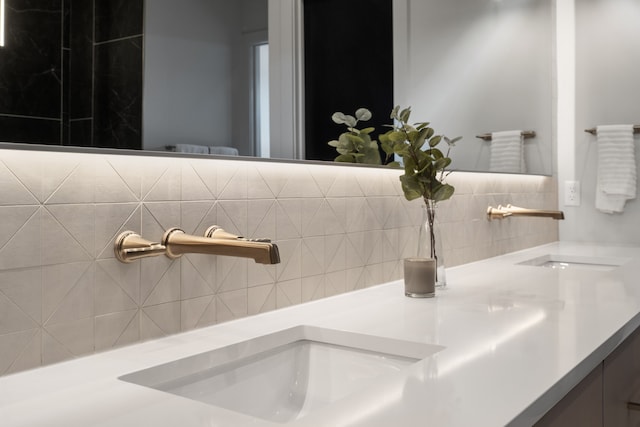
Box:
[94,0,143,42]
[93,36,142,149]
[69,118,93,146]
[0,0,62,118]
[0,115,61,145]
[69,0,94,119]
[63,49,69,116]
[63,0,70,49]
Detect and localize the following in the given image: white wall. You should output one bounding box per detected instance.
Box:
[144,0,267,155]
[395,0,554,175]
[560,0,640,243]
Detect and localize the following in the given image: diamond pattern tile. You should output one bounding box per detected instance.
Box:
[248,284,276,315]
[45,263,94,326]
[45,317,94,356]
[94,160,138,203]
[0,268,42,325]
[181,163,214,201]
[216,289,247,322]
[95,203,141,259]
[0,147,560,377]
[46,204,95,256]
[95,263,138,315]
[276,279,301,309]
[0,329,39,375]
[42,210,92,265]
[46,162,95,204]
[143,302,181,335]
[181,296,216,331]
[0,293,38,334]
[0,206,39,256]
[5,329,41,375]
[0,208,41,270]
[95,309,138,351]
[0,162,39,205]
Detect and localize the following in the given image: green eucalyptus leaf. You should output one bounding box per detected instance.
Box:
[404,156,417,174]
[399,174,424,201]
[355,108,372,121]
[387,131,407,143]
[432,183,455,202]
[411,128,429,151]
[335,154,355,162]
[344,115,357,128]
[400,107,412,123]
[390,105,400,120]
[360,127,375,135]
[338,133,355,149]
[381,141,394,155]
[393,144,410,156]
[429,148,444,159]
[446,136,462,146]
[331,112,347,124]
[387,161,401,168]
[328,140,339,148]
[428,135,442,147]
[345,133,365,146]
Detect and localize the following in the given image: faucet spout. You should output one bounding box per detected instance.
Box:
[487,204,565,220]
[162,228,280,264]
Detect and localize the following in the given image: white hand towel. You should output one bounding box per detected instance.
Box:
[209,146,239,156]
[596,124,636,213]
[175,144,209,154]
[489,130,526,173]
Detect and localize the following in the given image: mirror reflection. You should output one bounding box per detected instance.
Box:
[0,0,553,175]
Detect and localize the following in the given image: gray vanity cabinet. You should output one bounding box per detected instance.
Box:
[535,324,640,427]
[603,325,640,426]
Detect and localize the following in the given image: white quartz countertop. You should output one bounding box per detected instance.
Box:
[2,241,640,427]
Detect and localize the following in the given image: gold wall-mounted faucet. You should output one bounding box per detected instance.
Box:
[487,204,565,221]
[162,227,281,264]
[114,231,167,263]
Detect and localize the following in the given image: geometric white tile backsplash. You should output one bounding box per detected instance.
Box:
[0,147,558,376]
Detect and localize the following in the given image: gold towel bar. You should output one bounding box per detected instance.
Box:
[476,130,536,141]
[585,125,640,135]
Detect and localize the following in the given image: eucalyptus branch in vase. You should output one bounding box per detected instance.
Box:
[379,106,461,277]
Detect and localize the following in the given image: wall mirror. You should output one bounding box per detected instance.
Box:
[0,0,553,176]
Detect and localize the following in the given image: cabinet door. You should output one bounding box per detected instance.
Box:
[603,326,640,427]
[535,365,603,427]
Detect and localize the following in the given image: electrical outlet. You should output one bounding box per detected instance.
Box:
[564,181,581,206]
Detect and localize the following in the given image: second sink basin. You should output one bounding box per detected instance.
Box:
[517,254,628,271]
[119,325,443,423]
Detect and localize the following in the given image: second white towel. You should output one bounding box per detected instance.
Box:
[596,124,637,213]
[489,130,526,173]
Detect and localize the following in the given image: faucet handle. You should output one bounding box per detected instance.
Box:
[115,231,166,263]
[204,225,272,243]
[204,225,241,240]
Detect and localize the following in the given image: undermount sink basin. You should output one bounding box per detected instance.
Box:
[119,325,443,423]
[517,254,628,271]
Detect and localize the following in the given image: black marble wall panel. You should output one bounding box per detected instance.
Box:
[93,37,142,149]
[0,0,62,122]
[0,116,61,144]
[68,0,94,121]
[68,118,92,146]
[94,0,143,42]
[0,0,143,147]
